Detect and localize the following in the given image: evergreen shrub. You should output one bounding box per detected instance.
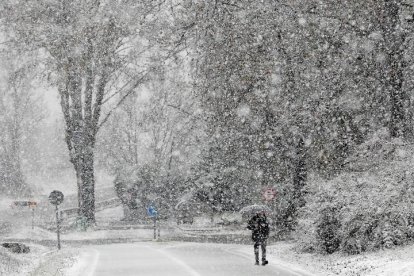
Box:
[297,138,414,254]
[315,206,341,254]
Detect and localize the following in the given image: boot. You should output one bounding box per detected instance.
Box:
[262,260,268,266]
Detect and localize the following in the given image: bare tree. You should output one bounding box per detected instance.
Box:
[2,0,168,222]
[0,52,44,197]
[97,58,203,213]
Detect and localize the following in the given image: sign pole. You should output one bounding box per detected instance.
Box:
[147,203,158,240]
[32,208,35,230]
[11,201,38,230]
[49,190,64,250]
[56,204,61,250]
[153,217,157,239]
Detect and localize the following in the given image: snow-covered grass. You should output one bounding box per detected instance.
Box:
[4,226,57,240]
[62,228,154,241]
[0,243,49,276]
[4,225,157,242]
[267,240,414,276]
[0,246,24,276]
[29,248,81,276]
[95,205,124,221]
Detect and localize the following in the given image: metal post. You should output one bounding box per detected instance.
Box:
[55,205,61,250]
[153,217,157,240]
[32,208,35,230]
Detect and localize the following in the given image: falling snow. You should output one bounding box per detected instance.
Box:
[0,1,414,275]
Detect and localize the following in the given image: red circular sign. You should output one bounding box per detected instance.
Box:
[263,188,277,201]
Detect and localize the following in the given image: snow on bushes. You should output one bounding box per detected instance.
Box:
[316,206,341,254]
[296,134,414,254]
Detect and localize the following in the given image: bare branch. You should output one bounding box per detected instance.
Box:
[166,104,192,116]
[97,71,149,130]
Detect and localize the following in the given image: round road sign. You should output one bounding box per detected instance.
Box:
[49,190,64,205]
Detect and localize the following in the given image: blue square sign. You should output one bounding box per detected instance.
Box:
[147,205,158,217]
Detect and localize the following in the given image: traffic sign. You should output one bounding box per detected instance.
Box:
[49,190,64,206]
[147,204,160,240]
[28,201,37,209]
[147,205,158,217]
[12,201,37,208]
[263,187,277,201]
[11,200,38,230]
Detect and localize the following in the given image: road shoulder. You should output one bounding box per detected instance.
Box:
[266,240,414,276]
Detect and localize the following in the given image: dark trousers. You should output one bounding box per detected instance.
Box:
[253,239,267,262]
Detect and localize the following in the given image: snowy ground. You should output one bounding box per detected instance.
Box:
[267,241,414,276]
[3,226,414,275]
[0,243,57,276]
[61,242,310,276]
[2,205,414,275]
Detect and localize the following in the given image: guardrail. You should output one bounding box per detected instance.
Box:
[60,197,122,219]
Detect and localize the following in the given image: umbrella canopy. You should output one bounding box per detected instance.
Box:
[239,204,272,218]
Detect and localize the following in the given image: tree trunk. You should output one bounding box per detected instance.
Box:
[59,58,98,224]
[389,45,408,138]
[381,0,411,138]
[293,137,307,208]
[79,145,95,223]
[70,137,96,223]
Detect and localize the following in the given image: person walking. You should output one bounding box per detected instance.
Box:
[247,211,269,265]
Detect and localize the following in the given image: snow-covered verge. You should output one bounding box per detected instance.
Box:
[4,226,57,240]
[4,226,158,243]
[30,248,81,276]
[0,238,82,276]
[0,246,27,276]
[0,243,50,276]
[267,240,414,276]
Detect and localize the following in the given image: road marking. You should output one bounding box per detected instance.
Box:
[155,247,202,276]
[70,249,100,276]
[41,250,57,256]
[86,249,100,276]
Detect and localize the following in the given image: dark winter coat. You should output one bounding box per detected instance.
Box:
[247,213,269,242]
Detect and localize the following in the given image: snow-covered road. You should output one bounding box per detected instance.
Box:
[66,242,313,276]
